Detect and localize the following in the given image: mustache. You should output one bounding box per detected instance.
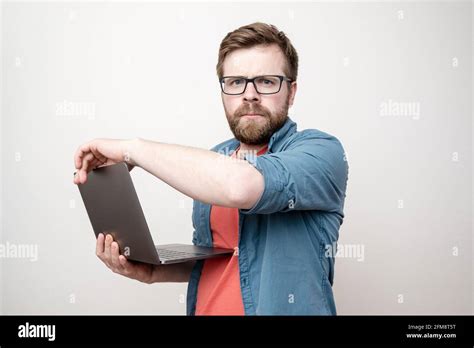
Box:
[234,105,270,118]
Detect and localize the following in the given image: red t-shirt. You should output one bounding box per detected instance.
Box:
[195,144,268,315]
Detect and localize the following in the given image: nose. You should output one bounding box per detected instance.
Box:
[242,80,261,103]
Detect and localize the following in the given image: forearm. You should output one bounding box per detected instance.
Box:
[150,261,196,283]
[125,138,263,208]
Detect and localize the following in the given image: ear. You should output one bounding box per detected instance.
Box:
[288,81,297,107]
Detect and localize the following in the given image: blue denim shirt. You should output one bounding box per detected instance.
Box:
[186,117,348,315]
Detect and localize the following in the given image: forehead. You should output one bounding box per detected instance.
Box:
[222,44,286,77]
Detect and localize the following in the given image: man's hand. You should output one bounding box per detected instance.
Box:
[96,233,155,284]
[95,233,195,283]
[73,138,135,185]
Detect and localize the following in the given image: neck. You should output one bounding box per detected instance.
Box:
[238,143,267,153]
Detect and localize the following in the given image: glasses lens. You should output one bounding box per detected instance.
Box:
[222,77,246,94]
[254,76,281,94]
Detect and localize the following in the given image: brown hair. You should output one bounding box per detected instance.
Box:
[216,22,299,82]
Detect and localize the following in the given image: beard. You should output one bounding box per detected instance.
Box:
[224,97,290,145]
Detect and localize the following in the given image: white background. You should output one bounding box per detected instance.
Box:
[1,0,472,314]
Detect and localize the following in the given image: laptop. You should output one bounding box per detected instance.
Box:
[76,162,234,265]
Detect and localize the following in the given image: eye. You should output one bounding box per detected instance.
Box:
[229,78,244,86]
[256,77,276,85]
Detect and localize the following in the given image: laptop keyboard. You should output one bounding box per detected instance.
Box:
[156,248,204,260]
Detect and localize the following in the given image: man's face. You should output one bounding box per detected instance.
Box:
[221,44,297,145]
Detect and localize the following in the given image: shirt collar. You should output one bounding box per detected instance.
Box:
[266,117,297,153]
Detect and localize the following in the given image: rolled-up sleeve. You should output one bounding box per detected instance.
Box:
[240,130,348,216]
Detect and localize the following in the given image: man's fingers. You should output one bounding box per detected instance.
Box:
[78,153,96,183]
[93,231,151,283]
[74,157,105,184]
[87,157,102,171]
[75,140,99,168]
[74,141,93,169]
[98,234,127,273]
[119,255,128,266]
[80,152,95,171]
[96,233,105,256]
[120,256,143,278]
[73,172,79,185]
[90,146,108,167]
[74,147,85,170]
[119,255,134,275]
[104,234,112,263]
[110,242,124,271]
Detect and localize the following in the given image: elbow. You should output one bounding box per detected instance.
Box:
[227,168,264,209]
[227,187,251,209]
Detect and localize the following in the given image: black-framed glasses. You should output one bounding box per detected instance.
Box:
[219,75,293,95]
